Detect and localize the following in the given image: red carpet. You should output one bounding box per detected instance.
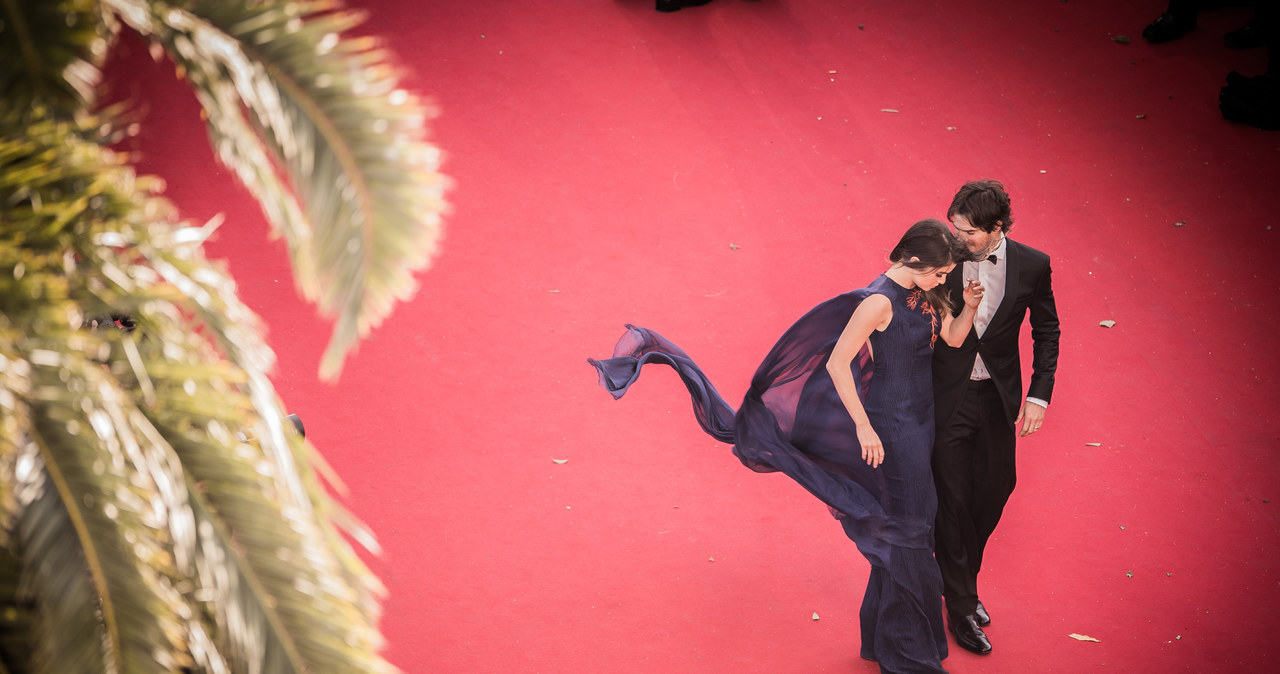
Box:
[106,0,1279,671]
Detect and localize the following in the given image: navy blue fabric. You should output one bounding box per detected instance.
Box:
[589,274,948,672]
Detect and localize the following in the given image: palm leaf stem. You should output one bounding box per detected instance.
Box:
[183,468,309,673]
[26,394,123,674]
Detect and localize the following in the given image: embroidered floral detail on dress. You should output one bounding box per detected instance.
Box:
[905,289,940,349]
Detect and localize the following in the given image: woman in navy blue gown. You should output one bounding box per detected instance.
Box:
[590,219,983,673]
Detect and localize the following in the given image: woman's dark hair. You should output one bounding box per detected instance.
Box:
[947,179,1014,234]
[889,219,970,314]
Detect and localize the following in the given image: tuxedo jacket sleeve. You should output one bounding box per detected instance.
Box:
[933,239,1060,427]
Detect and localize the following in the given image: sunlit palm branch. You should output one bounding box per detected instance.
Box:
[0,0,446,671]
[107,0,449,380]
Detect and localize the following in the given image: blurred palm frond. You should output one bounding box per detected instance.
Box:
[109,0,449,380]
[0,0,445,669]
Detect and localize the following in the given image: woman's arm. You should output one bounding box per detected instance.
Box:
[826,294,892,467]
[939,279,984,348]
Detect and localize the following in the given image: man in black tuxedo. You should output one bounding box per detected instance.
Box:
[932,180,1060,655]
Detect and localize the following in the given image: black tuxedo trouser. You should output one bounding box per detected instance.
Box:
[932,378,1017,617]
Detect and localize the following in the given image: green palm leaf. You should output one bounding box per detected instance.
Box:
[2,0,439,669]
[107,0,449,380]
[1,116,194,673]
[1,108,396,672]
[19,385,191,674]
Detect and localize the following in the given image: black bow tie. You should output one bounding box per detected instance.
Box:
[986,254,998,264]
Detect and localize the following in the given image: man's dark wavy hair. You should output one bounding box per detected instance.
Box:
[948,179,1014,234]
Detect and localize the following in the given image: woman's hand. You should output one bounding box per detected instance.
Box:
[963,278,985,309]
[856,424,885,468]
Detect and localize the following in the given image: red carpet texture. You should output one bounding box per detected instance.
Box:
[105,0,1278,671]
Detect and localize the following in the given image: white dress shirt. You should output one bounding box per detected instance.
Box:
[966,235,1006,380]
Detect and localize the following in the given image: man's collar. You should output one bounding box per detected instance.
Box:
[990,235,1008,259]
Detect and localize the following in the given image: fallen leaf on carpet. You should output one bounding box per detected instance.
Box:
[1085,442,1102,447]
[880,108,899,113]
[729,243,740,250]
[1173,221,1186,227]
[1099,320,1116,328]
[553,459,568,464]
[1069,633,1101,642]
[812,612,821,620]
[1113,35,1131,43]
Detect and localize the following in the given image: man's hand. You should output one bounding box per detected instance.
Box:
[1015,400,1046,437]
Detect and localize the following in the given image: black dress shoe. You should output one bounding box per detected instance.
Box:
[1142,12,1196,44]
[949,614,992,655]
[1220,74,1280,130]
[975,601,990,627]
[656,0,713,11]
[1224,18,1268,50]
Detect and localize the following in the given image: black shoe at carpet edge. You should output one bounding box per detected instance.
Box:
[656,0,713,11]
[975,601,990,627]
[1142,12,1196,44]
[1226,69,1252,89]
[1222,73,1280,102]
[1224,18,1268,50]
[949,613,992,655]
[1220,84,1280,130]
